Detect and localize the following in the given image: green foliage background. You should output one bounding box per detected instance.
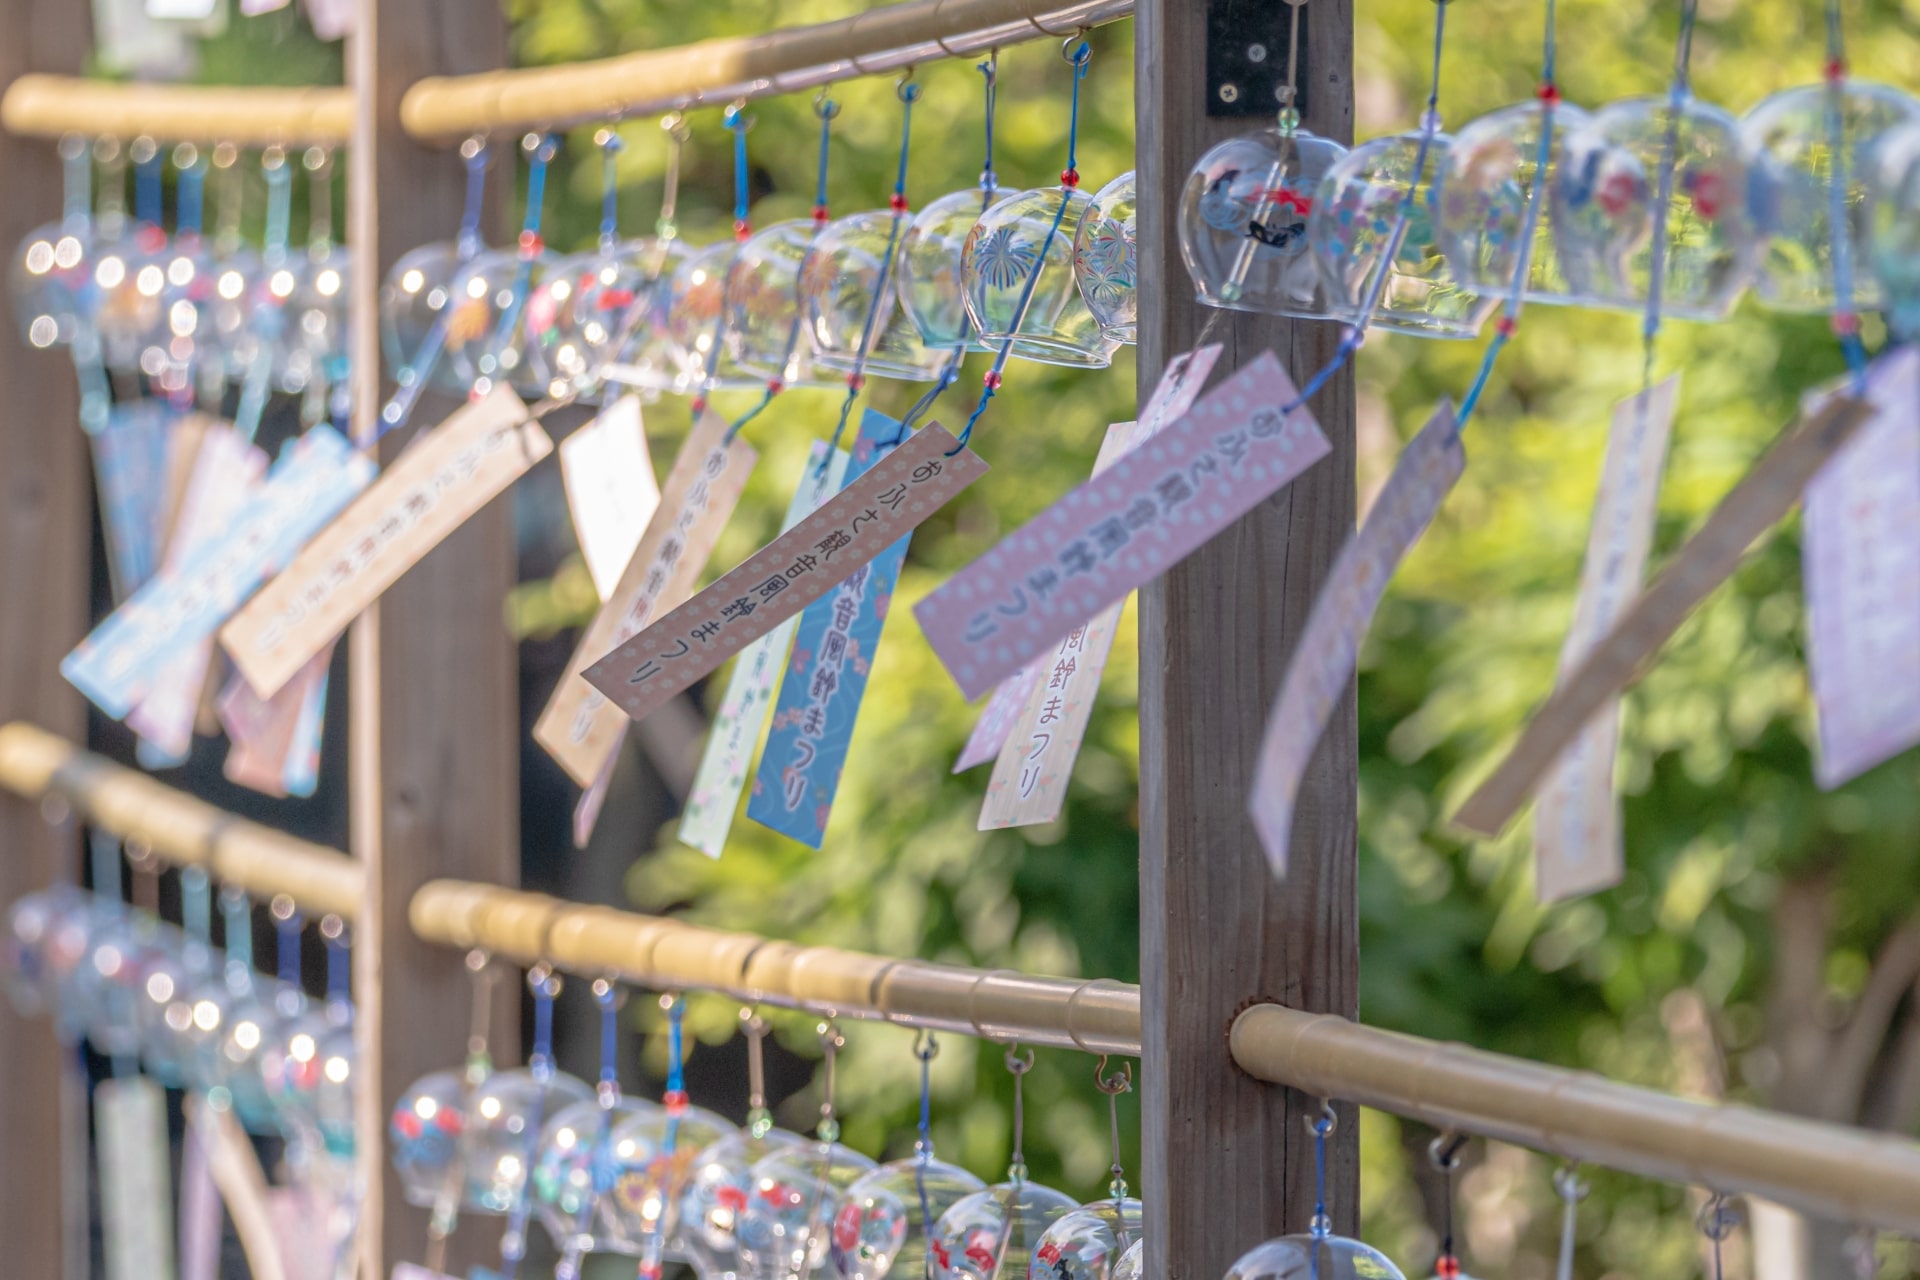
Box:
[202,0,1920,1272]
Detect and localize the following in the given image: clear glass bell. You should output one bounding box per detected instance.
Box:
[1074,171,1138,344]
[5,885,87,1017]
[443,242,565,395]
[929,1181,1079,1280]
[682,1126,810,1280]
[1028,1198,1142,1280]
[1111,1239,1142,1280]
[380,239,461,381]
[554,236,691,398]
[11,218,96,350]
[737,1141,882,1280]
[202,242,261,382]
[803,210,949,382]
[828,1154,986,1280]
[260,994,353,1143]
[1310,131,1495,339]
[963,185,1117,367]
[132,931,211,1088]
[307,1021,359,1160]
[1434,100,1594,304]
[524,251,600,398]
[1178,124,1353,319]
[391,1068,470,1208]
[668,242,763,391]
[1739,81,1920,313]
[898,188,1011,351]
[532,1094,665,1255]
[726,220,835,387]
[603,1102,737,1257]
[1866,119,1920,340]
[1223,1233,1406,1280]
[277,248,352,395]
[464,1065,596,1213]
[94,225,169,373]
[69,909,164,1061]
[209,975,300,1136]
[1550,97,1760,317]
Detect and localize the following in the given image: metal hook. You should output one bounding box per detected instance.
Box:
[913,1028,940,1062]
[813,87,841,120]
[1062,32,1092,66]
[1003,1044,1035,1076]
[1093,1056,1133,1095]
[1428,1131,1468,1171]
[1304,1099,1338,1137]
[896,66,921,102]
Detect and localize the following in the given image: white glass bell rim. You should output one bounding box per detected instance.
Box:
[971,328,1117,368]
[811,348,946,382]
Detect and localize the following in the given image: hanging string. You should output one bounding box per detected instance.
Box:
[218,886,253,982]
[69,140,110,433]
[912,1031,939,1280]
[1697,1194,1738,1280]
[1823,0,1868,386]
[821,77,920,463]
[376,138,492,436]
[744,1008,773,1138]
[1309,1104,1335,1238]
[499,965,562,1280]
[476,132,560,406]
[1428,1133,1468,1279]
[599,128,624,253]
[597,115,690,392]
[271,894,302,995]
[131,136,162,237]
[424,949,497,1272]
[903,54,1000,432]
[950,38,1092,454]
[691,106,754,420]
[729,93,841,441]
[1004,1045,1034,1181]
[1456,0,1560,427]
[1094,1058,1134,1207]
[319,915,349,1020]
[555,978,625,1280]
[235,148,292,444]
[637,994,691,1280]
[1551,1165,1587,1280]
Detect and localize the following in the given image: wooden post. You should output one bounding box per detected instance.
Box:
[1134,0,1359,1275]
[0,5,95,1277]
[348,0,516,1274]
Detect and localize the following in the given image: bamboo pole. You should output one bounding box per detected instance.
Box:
[1229,1004,1920,1237]
[0,75,354,144]
[0,722,364,918]
[398,0,1131,139]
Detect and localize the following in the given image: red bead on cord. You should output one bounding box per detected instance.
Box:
[767,378,785,395]
[812,204,831,224]
[518,230,544,255]
[1535,83,1560,105]
[1435,1256,1461,1280]
[1060,168,1080,189]
[889,192,910,213]
[1495,315,1518,339]
[734,218,752,242]
[1832,311,1862,337]
[846,373,866,392]
[663,1088,689,1113]
[1826,57,1848,83]
[983,370,1003,391]
[690,396,708,416]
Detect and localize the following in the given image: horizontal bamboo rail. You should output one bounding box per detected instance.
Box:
[8,726,1920,1233]
[409,879,1142,1052]
[1231,1005,1920,1236]
[0,722,363,918]
[0,75,355,145]
[399,0,1133,139]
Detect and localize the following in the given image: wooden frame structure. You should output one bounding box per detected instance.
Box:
[2,0,1916,1276]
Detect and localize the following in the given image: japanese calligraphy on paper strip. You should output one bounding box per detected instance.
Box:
[1534,376,1679,902]
[127,424,269,763]
[915,351,1331,702]
[1251,402,1466,877]
[1452,391,1873,837]
[63,426,374,719]
[954,345,1223,774]
[1803,346,1920,789]
[536,408,757,787]
[222,384,551,699]
[561,394,661,601]
[583,422,988,724]
[748,413,913,847]
[679,442,849,857]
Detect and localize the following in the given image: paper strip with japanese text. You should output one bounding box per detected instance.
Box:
[98,1077,177,1280]
[1803,347,1920,789]
[536,409,756,788]
[222,384,550,699]
[63,426,374,719]
[561,393,660,600]
[1453,392,1874,838]
[678,441,849,856]
[954,345,1222,773]
[1252,402,1465,876]
[915,351,1331,702]
[978,417,1150,826]
[748,412,913,847]
[126,424,269,762]
[220,642,335,798]
[1534,376,1679,902]
[583,421,988,724]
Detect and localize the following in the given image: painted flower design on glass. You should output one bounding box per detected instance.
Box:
[1075,220,1136,309]
[974,225,1038,290]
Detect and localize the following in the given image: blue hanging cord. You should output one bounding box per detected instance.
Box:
[1306,1106,1336,1280]
[235,152,293,445]
[500,969,561,1280]
[1457,0,1559,428]
[1823,0,1869,388]
[481,133,560,399]
[979,53,1000,198]
[176,148,206,238]
[912,1033,939,1280]
[599,128,624,253]
[821,80,920,466]
[322,917,350,1019]
[950,40,1091,455]
[134,141,162,229]
[377,140,492,437]
[697,109,756,422]
[220,887,253,983]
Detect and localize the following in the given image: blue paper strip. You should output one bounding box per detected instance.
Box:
[88,402,175,602]
[63,426,375,719]
[746,411,913,848]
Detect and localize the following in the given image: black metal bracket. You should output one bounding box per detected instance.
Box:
[1206,0,1308,119]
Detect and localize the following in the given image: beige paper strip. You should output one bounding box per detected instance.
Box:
[1533,375,1680,903]
[1453,393,1872,838]
[535,408,756,788]
[561,393,660,601]
[97,1077,177,1280]
[222,385,549,698]
[978,420,1142,829]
